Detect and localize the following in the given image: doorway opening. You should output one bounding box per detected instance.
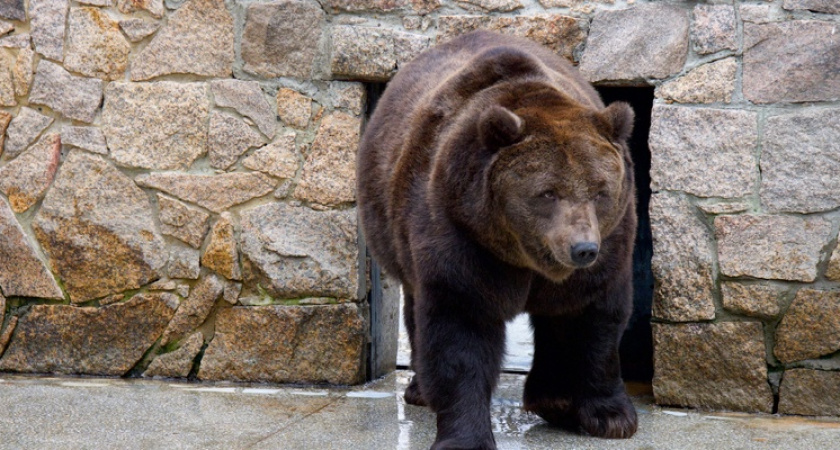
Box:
[364,83,655,382]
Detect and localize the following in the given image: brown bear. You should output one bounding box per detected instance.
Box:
[357,31,637,449]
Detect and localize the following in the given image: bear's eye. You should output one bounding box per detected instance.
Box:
[539,190,556,200]
[597,191,609,200]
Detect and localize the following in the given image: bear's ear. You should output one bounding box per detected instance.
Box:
[601,101,634,143]
[478,105,525,150]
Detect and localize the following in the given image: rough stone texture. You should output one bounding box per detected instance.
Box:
[655,58,736,104]
[739,4,781,24]
[241,0,325,79]
[0,110,10,154]
[691,5,737,55]
[456,0,521,12]
[0,293,177,376]
[0,292,4,330]
[102,82,209,170]
[649,192,715,322]
[760,108,840,213]
[0,196,64,299]
[0,64,13,106]
[0,34,28,49]
[0,19,12,36]
[437,15,587,62]
[240,203,359,300]
[157,195,210,249]
[3,107,53,159]
[33,152,167,303]
[827,244,840,282]
[775,289,840,363]
[13,46,34,97]
[720,282,783,319]
[198,304,365,384]
[223,282,241,305]
[783,0,840,14]
[276,88,312,129]
[160,274,223,346]
[61,126,108,155]
[0,0,24,21]
[242,132,298,179]
[328,82,365,116]
[694,200,750,215]
[331,26,429,81]
[579,5,688,82]
[207,112,265,170]
[64,7,130,81]
[0,316,16,356]
[649,105,757,198]
[116,0,163,18]
[201,214,242,281]
[0,133,61,212]
[168,246,200,280]
[143,332,203,378]
[29,0,68,61]
[136,172,275,213]
[29,60,104,123]
[211,80,276,140]
[743,21,840,104]
[294,112,360,206]
[131,0,233,81]
[716,215,832,282]
[119,19,159,43]
[330,0,403,11]
[779,369,840,416]
[653,322,773,413]
[78,0,113,5]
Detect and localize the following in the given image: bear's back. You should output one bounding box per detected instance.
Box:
[357,31,603,283]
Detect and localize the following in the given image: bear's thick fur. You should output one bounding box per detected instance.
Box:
[358,31,638,449]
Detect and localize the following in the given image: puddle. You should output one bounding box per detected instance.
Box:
[347,391,393,399]
[242,388,282,395]
[192,387,237,394]
[59,382,111,388]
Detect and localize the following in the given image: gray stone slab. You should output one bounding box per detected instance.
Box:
[715,215,832,282]
[760,108,840,213]
[240,203,359,300]
[33,152,167,303]
[136,172,275,213]
[0,196,64,299]
[743,20,840,103]
[29,59,104,123]
[131,0,233,81]
[653,322,774,413]
[649,105,757,198]
[29,0,68,61]
[3,107,53,159]
[579,4,688,82]
[242,0,325,78]
[102,82,209,170]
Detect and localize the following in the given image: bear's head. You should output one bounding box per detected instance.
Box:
[481,91,634,281]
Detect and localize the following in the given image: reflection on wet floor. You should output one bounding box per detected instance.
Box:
[1,371,840,449]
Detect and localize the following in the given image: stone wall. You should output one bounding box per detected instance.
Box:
[1,0,839,416]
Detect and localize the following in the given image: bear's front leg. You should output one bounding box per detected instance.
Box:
[414,283,506,450]
[524,306,637,439]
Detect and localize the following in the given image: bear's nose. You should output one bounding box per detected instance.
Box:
[570,242,599,267]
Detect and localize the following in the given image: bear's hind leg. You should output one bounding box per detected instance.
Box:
[402,291,428,406]
[524,309,637,439]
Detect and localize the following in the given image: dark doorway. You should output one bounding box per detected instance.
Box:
[597,86,655,382]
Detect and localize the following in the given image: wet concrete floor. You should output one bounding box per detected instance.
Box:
[1,371,839,449]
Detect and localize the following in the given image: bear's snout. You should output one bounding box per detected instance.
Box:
[570,241,599,267]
